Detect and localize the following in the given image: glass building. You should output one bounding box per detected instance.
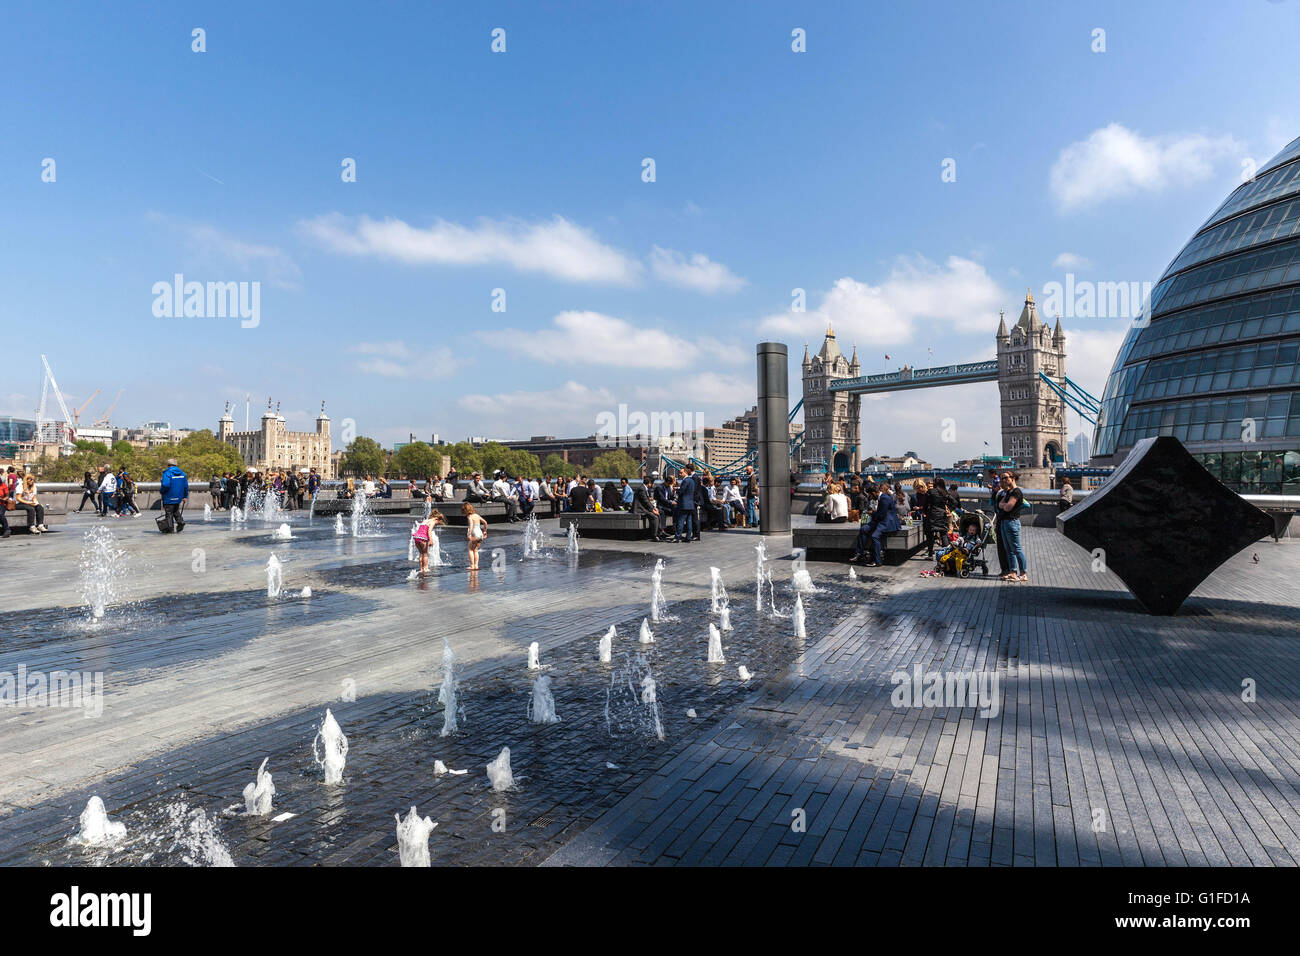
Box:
[1093,135,1300,493]
[0,417,36,444]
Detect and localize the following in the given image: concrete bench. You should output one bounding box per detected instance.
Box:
[2,503,67,533]
[310,496,411,517]
[425,500,516,525]
[558,510,655,540]
[792,523,923,565]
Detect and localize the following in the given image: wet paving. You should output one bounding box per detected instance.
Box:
[1,572,877,866]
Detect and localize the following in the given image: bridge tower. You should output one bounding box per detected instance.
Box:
[996,290,1067,483]
[801,324,861,473]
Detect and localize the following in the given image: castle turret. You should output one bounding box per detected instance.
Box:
[801,325,861,474]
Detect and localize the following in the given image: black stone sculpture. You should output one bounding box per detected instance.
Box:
[1056,435,1275,615]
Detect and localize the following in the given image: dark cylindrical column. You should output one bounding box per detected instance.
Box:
[757,342,791,535]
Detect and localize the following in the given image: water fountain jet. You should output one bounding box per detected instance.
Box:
[394,807,436,867]
[707,623,726,663]
[242,758,275,815]
[266,554,283,599]
[312,709,349,785]
[528,674,560,724]
[74,796,126,845]
[486,747,514,791]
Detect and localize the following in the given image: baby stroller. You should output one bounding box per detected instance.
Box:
[934,509,992,578]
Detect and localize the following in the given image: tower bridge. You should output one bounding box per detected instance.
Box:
[801,291,1094,481]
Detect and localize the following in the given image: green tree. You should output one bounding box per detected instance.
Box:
[507,450,541,478]
[341,436,386,476]
[541,453,577,478]
[392,441,444,478]
[589,449,640,478]
[170,429,245,479]
[476,442,515,476]
[447,441,482,475]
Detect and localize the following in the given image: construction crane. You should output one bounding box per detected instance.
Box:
[94,389,125,428]
[36,355,77,447]
[72,388,100,425]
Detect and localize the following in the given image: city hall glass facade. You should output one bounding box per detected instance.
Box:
[1094,135,1300,493]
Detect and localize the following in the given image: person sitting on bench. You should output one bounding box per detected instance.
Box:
[851,483,900,567]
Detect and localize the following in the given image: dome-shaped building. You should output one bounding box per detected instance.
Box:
[1092,135,1300,493]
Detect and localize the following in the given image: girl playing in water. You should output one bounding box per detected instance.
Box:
[463,503,487,571]
[411,509,447,576]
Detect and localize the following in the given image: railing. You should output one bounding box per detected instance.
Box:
[829,359,999,392]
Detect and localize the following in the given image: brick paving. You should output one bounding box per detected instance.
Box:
[546,525,1300,866]
[2,511,1297,866]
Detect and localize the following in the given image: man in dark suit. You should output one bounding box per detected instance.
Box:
[851,485,901,566]
[651,473,674,539]
[631,478,667,540]
[674,465,698,542]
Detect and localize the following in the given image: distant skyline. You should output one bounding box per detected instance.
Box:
[3,1,1298,464]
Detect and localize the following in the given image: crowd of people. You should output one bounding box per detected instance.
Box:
[813,467,1038,581]
[206,468,322,512]
[401,464,763,542]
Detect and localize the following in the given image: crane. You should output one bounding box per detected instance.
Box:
[94,389,125,428]
[72,389,100,425]
[36,355,77,447]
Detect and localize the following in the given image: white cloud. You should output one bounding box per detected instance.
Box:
[759,255,1006,346]
[457,380,618,437]
[0,392,32,417]
[649,246,746,293]
[299,213,643,285]
[632,372,752,408]
[493,311,702,369]
[1050,124,1243,212]
[348,341,457,379]
[148,212,301,289]
[1052,252,1093,271]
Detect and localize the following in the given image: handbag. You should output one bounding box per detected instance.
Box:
[156,513,174,533]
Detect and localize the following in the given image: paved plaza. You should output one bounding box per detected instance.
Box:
[1,511,1298,866]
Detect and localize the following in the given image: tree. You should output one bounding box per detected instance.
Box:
[508,450,541,478]
[170,429,245,479]
[392,441,444,478]
[35,428,244,482]
[541,454,576,478]
[476,442,515,476]
[447,441,482,475]
[341,436,386,477]
[589,449,640,478]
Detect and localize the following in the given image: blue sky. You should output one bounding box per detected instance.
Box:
[3,0,1297,463]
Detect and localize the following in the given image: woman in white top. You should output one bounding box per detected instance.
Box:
[826,483,850,522]
[14,474,48,533]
